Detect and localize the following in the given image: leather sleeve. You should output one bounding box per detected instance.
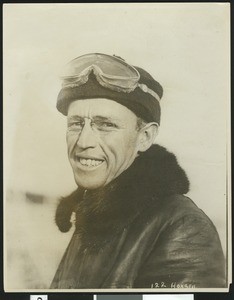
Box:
[134,213,226,288]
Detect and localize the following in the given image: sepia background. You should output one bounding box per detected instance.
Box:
[3,3,230,290]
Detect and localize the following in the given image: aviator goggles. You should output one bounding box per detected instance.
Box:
[60,53,161,103]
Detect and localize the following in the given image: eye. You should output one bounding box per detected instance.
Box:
[94,121,117,131]
[102,122,116,127]
[67,121,83,131]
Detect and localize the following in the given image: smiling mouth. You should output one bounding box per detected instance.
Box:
[76,157,104,167]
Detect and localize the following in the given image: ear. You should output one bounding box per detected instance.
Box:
[137,122,159,152]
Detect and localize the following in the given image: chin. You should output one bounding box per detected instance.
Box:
[74,177,106,190]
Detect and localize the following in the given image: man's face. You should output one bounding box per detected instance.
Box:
[66,98,142,190]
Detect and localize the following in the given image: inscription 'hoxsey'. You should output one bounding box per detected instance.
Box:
[151,282,196,289]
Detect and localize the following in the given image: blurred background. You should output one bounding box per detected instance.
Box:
[3,3,230,290]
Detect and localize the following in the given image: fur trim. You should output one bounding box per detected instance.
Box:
[55,144,190,241]
[55,189,84,232]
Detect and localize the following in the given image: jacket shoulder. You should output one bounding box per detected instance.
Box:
[154,194,213,224]
[133,194,226,288]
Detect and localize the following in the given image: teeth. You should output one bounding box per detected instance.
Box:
[79,158,103,167]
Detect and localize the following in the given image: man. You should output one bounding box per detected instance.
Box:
[51,53,225,289]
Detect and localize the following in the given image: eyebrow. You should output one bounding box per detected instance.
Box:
[67,116,83,121]
[92,116,120,123]
[67,115,122,123]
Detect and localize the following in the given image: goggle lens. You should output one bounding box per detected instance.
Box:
[61,53,139,77]
[60,53,140,91]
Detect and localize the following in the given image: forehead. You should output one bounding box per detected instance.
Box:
[67,98,138,121]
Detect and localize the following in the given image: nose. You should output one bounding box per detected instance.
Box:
[76,119,98,149]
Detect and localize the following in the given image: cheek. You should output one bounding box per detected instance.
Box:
[66,134,78,154]
[103,131,139,162]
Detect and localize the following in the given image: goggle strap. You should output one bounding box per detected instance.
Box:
[137,83,161,102]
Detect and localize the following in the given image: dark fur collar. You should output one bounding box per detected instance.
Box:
[55,144,189,245]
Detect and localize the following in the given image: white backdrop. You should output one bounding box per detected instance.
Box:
[3,3,230,289]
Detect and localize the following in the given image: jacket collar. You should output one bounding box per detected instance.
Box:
[55,144,189,245]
